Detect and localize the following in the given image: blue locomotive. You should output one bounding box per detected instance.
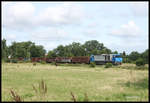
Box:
[90,54,123,65]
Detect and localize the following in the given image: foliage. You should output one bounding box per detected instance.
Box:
[89,62,96,68]
[105,63,113,68]
[122,49,148,64]
[135,66,148,70]
[135,58,145,66]
[51,62,58,66]
[141,49,149,64]
[40,61,46,64]
[46,40,113,57]
[47,51,57,58]
[4,59,11,63]
[7,41,46,59]
[30,45,46,58]
[33,63,36,66]
[2,39,8,60]
[11,59,18,63]
[128,51,140,62]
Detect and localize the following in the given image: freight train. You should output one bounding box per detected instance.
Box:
[18,54,122,65]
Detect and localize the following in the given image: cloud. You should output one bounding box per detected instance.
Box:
[2,34,17,40]
[2,2,35,30]
[36,3,84,26]
[83,29,98,37]
[31,27,68,41]
[87,22,98,28]
[130,2,148,17]
[2,2,85,30]
[110,21,142,37]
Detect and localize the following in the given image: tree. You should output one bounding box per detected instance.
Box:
[112,51,118,54]
[64,45,74,57]
[71,42,85,56]
[9,41,18,58]
[83,40,105,55]
[141,49,149,64]
[128,51,140,63]
[2,39,8,60]
[122,51,126,63]
[123,51,126,56]
[55,45,65,57]
[8,41,46,59]
[47,50,57,58]
[30,45,46,57]
[136,58,145,66]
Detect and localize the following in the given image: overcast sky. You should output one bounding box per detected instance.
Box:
[2,1,149,54]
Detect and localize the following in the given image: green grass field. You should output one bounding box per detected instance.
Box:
[2,63,149,101]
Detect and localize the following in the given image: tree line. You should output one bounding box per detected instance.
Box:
[1,39,149,64]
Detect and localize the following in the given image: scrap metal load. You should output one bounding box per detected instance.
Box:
[55,57,71,63]
[71,56,90,64]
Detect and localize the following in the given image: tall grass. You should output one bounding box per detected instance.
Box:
[70,92,77,102]
[10,89,22,102]
[32,79,47,100]
[70,92,89,102]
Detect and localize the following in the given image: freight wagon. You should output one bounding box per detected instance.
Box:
[71,56,90,64]
[46,58,56,63]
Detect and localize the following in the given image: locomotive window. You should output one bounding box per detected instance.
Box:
[108,56,110,60]
[115,55,121,58]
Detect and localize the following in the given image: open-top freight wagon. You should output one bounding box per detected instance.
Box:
[71,56,90,64]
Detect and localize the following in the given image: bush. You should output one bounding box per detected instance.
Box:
[51,62,56,65]
[136,58,145,66]
[89,62,95,68]
[4,59,11,63]
[11,59,18,63]
[40,61,46,64]
[105,63,113,68]
[33,62,36,66]
[24,60,31,63]
[135,66,148,70]
[18,61,24,63]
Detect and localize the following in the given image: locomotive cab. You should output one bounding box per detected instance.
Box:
[111,54,123,65]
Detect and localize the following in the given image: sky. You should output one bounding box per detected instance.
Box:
[2,1,149,54]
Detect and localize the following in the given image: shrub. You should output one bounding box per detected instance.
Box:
[4,59,11,63]
[89,62,95,68]
[105,63,113,68]
[11,59,18,63]
[24,60,31,63]
[18,61,24,63]
[33,62,36,66]
[135,66,148,70]
[135,58,145,66]
[51,62,56,65]
[40,61,46,64]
